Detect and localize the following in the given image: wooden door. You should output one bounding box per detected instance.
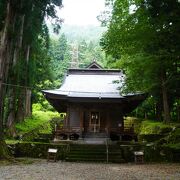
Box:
[89,111,100,132]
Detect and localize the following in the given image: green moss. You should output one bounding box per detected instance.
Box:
[139,120,177,135]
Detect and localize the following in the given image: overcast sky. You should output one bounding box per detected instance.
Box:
[57,0,106,26]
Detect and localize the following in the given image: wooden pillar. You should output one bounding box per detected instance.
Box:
[79,108,84,139]
[66,106,70,127]
[106,110,110,137]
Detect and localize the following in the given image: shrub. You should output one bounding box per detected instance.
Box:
[138,134,164,142]
[8,142,69,160]
[159,126,172,134]
[15,110,60,140]
[166,128,180,144]
[162,143,180,162]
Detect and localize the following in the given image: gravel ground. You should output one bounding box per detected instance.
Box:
[0,159,180,180]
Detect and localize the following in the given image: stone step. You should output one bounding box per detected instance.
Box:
[65,144,125,163]
[83,138,107,144]
[84,132,107,138]
[66,157,107,162]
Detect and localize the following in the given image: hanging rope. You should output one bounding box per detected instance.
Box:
[1,82,32,89]
[1,82,36,91]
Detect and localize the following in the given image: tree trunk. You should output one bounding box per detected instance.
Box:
[0,1,12,159]
[12,14,25,66]
[25,89,32,117]
[144,112,147,119]
[16,89,25,123]
[0,140,11,160]
[24,45,32,117]
[177,103,180,122]
[155,101,163,121]
[7,13,25,131]
[6,88,16,137]
[161,72,171,123]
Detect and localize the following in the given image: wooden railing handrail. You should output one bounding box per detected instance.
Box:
[54,126,82,136]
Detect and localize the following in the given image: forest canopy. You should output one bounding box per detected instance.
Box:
[100,0,180,123]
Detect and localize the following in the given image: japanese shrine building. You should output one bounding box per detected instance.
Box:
[42,62,146,140]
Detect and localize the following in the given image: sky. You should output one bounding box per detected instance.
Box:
[57,0,106,26]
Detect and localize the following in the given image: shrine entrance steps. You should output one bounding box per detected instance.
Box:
[65,144,125,163]
[84,132,107,138]
[83,132,108,144]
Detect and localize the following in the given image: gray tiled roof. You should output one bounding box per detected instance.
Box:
[43,69,125,98]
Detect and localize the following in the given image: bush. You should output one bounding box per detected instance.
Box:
[32,103,43,111]
[143,144,165,162]
[15,110,60,141]
[139,120,176,135]
[138,134,164,142]
[159,126,173,134]
[166,128,180,144]
[162,143,180,162]
[8,142,69,160]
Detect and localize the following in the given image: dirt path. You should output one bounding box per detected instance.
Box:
[0,160,180,180]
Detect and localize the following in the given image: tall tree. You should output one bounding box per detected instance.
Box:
[0,0,62,159]
[101,0,180,123]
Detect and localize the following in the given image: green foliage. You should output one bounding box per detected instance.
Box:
[143,144,165,162]
[0,0,63,159]
[163,143,180,150]
[48,31,108,87]
[166,127,180,144]
[140,120,170,135]
[78,40,107,68]
[8,142,69,160]
[15,109,59,135]
[49,34,71,83]
[162,143,180,162]
[101,0,180,122]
